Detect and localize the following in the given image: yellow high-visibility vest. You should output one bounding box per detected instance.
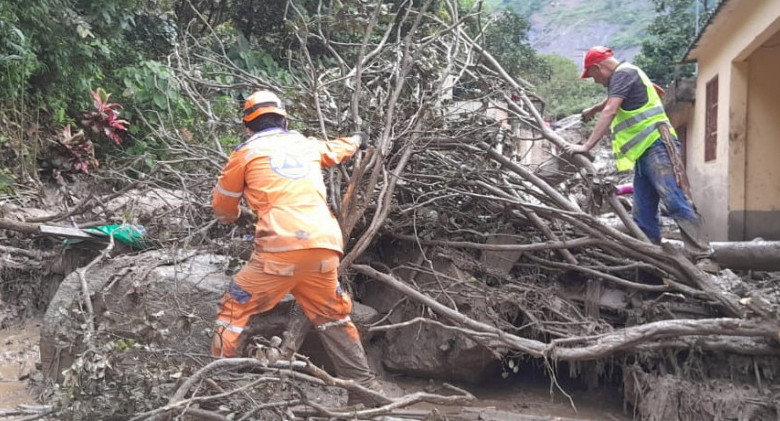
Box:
[610,63,676,171]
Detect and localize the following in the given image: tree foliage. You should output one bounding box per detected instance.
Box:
[483,9,549,83]
[0,1,174,115]
[634,0,714,86]
[534,54,605,120]
[0,0,562,178]
[479,10,605,120]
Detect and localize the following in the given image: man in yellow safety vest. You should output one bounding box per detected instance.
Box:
[566,46,714,269]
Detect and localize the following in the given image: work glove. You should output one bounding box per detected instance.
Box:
[351,132,368,150]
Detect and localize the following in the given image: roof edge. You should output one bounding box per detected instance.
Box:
[682,0,733,63]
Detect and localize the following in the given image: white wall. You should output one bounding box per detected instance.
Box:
[686,0,780,240]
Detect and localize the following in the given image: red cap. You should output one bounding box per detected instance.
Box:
[580,46,614,79]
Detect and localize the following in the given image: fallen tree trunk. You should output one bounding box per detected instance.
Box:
[666,240,780,271]
[0,217,40,235]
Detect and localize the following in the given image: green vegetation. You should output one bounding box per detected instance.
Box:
[483,0,547,16]
[485,10,550,81]
[479,6,607,120]
[534,54,605,120]
[0,0,180,183]
[0,1,172,116]
[0,0,303,184]
[634,0,716,86]
[0,0,700,188]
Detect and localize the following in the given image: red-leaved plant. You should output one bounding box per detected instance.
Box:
[57,125,98,173]
[80,88,129,145]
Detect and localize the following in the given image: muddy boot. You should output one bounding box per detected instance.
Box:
[675,218,719,273]
[316,321,390,407]
[695,257,720,274]
[346,378,389,408]
[675,218,711,255]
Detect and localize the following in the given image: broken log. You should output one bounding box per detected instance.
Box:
[666,240,780,271]
[0,217,40,235]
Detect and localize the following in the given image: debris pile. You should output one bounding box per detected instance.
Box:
[0,0,779,419]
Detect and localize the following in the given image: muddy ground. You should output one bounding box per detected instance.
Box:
[1,180,778,420]
[4,241,777,420]
[0,318,631,421]
[0,319,40,409]
[0,243,634,421]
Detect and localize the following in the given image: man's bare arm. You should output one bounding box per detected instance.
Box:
[565,96,624,154]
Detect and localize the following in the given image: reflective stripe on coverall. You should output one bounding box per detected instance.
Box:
[212,128,358,252]
[211,129,374,386]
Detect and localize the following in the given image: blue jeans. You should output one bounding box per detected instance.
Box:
[633,139,709,256]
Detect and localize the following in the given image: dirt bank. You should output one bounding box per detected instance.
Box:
[0,319,40,409]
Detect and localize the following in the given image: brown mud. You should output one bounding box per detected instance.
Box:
[396,375,631,420]
[0,316,633,420]
[0,319,40,409]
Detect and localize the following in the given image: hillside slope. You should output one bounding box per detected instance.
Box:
[487,0,655,65]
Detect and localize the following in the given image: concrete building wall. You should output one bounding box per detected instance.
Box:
[742,32,780,240]
[685,0,780,240]
[686,71,729,241]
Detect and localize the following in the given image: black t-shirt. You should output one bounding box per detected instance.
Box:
[608,63,648,111]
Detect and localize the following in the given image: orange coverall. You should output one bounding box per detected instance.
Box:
[210,127,373,384]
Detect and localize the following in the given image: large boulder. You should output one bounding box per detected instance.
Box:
[42,244,501,385]
[358,243,501,383]
[40,251,230,381]
[41,250,380,382]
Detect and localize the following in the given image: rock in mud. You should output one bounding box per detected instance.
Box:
[40,250,381,382]
[40,251,231,381]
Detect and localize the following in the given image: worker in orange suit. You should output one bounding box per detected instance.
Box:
[210,90,376,389]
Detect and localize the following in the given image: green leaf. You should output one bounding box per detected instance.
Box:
[0,173,14,186]
[152,94,166,109]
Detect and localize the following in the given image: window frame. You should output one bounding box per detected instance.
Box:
[704,76,718,162]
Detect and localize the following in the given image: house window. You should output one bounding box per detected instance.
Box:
[677,124,687,167]
[704,76,718,162]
